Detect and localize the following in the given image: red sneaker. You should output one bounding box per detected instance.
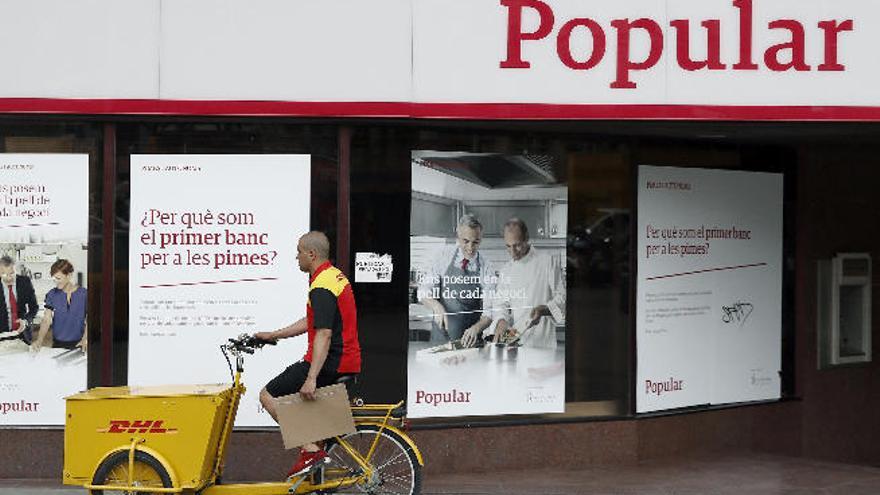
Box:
[287,449,329,478]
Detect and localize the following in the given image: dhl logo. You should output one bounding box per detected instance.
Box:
[96,420,178,434]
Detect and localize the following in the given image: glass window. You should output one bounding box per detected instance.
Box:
[0,119,103,388]
[113,121,339,385]
[99,118,803,421]
[349,123,634,419]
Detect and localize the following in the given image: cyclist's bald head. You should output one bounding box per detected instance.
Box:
[299,231,330,261]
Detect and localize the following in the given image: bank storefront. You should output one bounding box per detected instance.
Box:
[1,0,877,478]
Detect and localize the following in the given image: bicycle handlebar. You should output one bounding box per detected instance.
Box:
[223,333,276,355]
[221,333,276,378]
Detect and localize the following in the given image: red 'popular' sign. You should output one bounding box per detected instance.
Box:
[500,0,854,89]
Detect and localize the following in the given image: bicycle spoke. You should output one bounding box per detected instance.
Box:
[377,473,414,489]
[374,450,409,471]
[325,426,419,495]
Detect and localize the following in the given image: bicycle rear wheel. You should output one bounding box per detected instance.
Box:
[324,424,421,495]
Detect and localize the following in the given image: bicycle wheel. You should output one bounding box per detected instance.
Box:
[90,450,173,495]
[324,424,422,495]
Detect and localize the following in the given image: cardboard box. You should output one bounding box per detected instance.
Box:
[275,383,356,449]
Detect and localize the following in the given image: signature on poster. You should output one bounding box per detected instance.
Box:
[721,300,754,326]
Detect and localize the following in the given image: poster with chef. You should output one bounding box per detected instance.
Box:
[128,154,310,426]
[0,154,89,426]
[636,165,783,413]
[408,151,567,418]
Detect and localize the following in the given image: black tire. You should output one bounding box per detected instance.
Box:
[90,450,173,495]
[323,424,422,495]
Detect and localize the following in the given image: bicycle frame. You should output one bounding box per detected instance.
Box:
[75,337,422,495]
[203,379,420,495]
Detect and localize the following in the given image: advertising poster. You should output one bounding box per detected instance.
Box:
[408,151,567,418]
[636,165,783,413]
[0,154,88,426]
[129,155,310,426]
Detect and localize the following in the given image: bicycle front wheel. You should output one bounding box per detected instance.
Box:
[325,424,422,495]
[90,450,173,495]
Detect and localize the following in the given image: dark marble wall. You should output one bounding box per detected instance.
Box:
[792,146,880,465]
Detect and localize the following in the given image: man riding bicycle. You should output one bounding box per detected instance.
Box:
[255,231,361,477]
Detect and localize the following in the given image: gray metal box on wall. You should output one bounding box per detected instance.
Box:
[817,253,873,368]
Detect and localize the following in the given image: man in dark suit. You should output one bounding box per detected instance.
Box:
[0,255,39,343]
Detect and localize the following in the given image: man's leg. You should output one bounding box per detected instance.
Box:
[260,387,279,422]
[263,362,324,475]
[260,389,320,453]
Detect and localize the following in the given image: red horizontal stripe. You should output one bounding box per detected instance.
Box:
[139,277,278,289]
[1,97,880,121]
[645,262,768,281]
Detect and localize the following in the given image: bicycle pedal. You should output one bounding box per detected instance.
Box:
[286,458,329,481]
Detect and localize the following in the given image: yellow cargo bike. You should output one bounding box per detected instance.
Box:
[63,335,423,494]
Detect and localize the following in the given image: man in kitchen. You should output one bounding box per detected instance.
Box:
[419,213,496,345]
[482,217,565,349]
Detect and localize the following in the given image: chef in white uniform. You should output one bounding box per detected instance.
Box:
[486,217,565,349]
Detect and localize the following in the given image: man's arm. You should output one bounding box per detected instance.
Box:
[524,254,565,328]
[482,265,513,343]
[31,309,52,352]
[300,287,340,399]
[541,254,567,324]
[20,277,38,323]
[255,317,307,342]
[299,328,331,400]
[418,249,450,330]
[461,316,491,347]
[462,258,498,347]
[418,297,448,330]
[78,321,88,352]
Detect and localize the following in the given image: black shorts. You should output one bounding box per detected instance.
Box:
[264,361,341,398]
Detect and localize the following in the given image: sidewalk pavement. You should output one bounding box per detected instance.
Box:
[2,453,879,494]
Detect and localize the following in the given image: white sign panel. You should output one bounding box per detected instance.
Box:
[408,151,567,418]
[0,1,159,99]
[416,0,876,106]
[159,0,413,101]
[354,252,394,283]
[0,154,89,426]
[129,155,310,426]
[0,0,878,111]
[636,165,783,413]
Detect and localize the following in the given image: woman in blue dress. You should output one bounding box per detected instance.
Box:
[31,259,87,352]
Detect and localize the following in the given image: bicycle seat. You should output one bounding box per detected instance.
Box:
[390,403,407,418]
[334,374,358,385]
[334,374,362,405]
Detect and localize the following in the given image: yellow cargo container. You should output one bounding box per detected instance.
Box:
[63,383,237,491]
